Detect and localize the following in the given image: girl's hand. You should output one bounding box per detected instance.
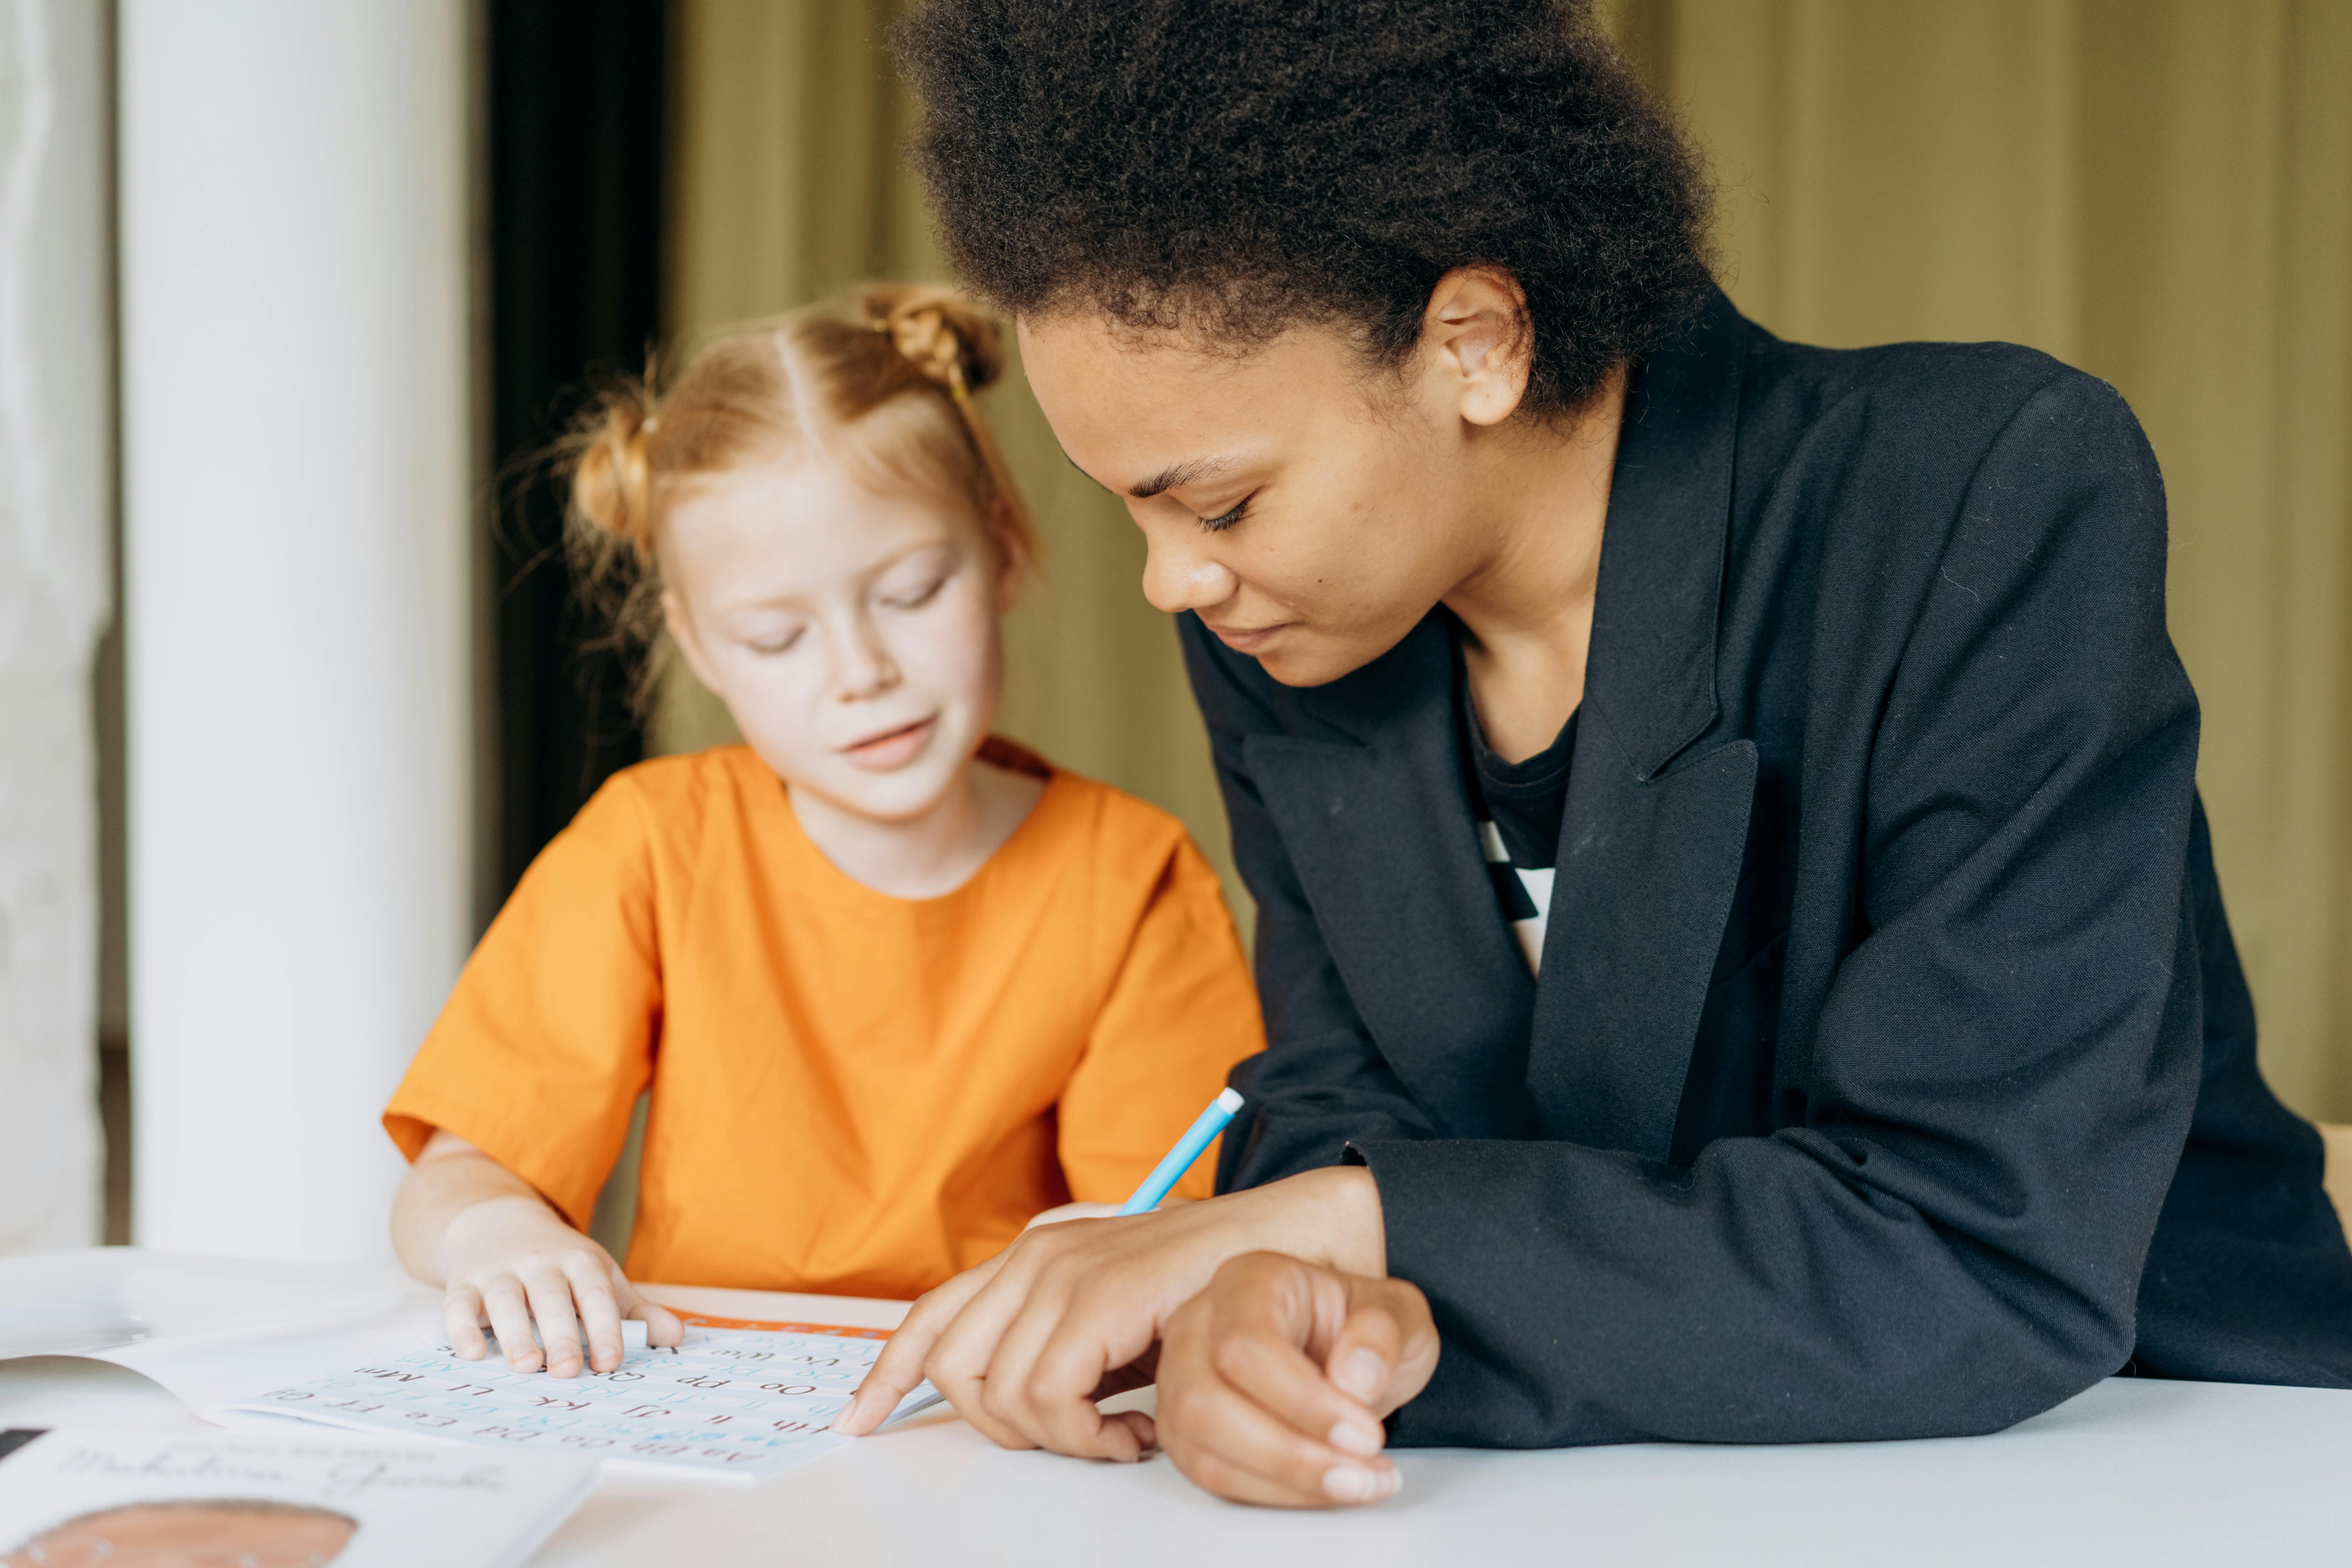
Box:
[437,1192,684,1376]
[1154,1252,1438,1506]
[391,1128,683,1378]
[833,1165,1387,1456]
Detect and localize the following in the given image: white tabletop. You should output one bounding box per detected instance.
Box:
[4,1253,2348,1566]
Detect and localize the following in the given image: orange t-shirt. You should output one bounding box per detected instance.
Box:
[384,742,1263,1300]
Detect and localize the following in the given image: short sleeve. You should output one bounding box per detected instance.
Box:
[1056,833,1265,1203]
[383,775,664,1229]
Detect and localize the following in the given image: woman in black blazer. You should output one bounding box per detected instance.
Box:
[841,0,2352,1504]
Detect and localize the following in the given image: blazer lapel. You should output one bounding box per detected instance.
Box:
[1245,621,1541,1141]
[1526,289,1759,1160]
[1530,718,1757,1156]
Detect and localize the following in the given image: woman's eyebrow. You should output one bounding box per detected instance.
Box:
[1128,455,1237,499]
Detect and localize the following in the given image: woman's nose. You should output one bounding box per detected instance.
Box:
[1139,526,1241,615]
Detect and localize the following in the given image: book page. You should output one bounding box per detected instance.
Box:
[211,1314,940,1485]
[0,1427,595,1568]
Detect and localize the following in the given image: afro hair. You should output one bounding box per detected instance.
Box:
[892,0,1715,416]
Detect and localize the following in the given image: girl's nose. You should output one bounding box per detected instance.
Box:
[829,616,900,701]
[1140,527,1241,616]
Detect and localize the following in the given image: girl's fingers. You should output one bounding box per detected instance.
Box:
[479,1279,544,1372]
[616,1281,685,1348]
[443,1285,490,1360]
[836,1253,1005,1434]
[517,1264,586,1377]
[563,1256,626,1373]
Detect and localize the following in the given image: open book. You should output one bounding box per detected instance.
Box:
[0,1426,594,1568]
[212,1312,946,1485]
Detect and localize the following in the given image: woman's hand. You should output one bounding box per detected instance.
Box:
[392,1129,682,1377]
[1155,1252,1438,1506]
[833,1165,1387,1457]
[1023,1196,1198,1231]
[1022,1201,1123,1229]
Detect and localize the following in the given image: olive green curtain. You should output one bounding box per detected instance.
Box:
[661,0,2352,1121]
[1603,0,2352,1118]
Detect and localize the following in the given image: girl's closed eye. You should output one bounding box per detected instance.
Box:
[879,573,948,611]
[874,548,957,610]
[742,621,808,655]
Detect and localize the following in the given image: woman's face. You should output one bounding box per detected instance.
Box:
[660,456,1013,822]
[1018,300,1519,688]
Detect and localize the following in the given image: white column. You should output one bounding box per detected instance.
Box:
[0,0,110,1256]
[121,0,472,1263]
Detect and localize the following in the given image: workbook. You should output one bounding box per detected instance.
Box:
[0,1426,595,1568]
[211,1312,945,1484]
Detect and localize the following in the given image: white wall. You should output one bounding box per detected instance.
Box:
[121,0,471,1263]
[0,0,111,1256]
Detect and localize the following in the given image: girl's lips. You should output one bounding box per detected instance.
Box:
[842,716,937,771]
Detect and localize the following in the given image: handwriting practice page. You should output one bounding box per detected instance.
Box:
[211,1314,937,1483]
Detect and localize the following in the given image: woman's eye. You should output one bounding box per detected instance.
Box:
[1198,495,1252,533]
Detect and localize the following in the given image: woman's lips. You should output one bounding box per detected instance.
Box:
[841,716,937,771]
[1205,620,1290,654]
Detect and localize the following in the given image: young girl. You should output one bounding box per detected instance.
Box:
[383,286,1263,1378]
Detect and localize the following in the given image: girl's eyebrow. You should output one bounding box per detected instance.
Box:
[1127,455,1238,500]
[711,540,955,614]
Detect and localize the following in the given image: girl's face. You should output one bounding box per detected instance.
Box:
[659,456,1014,823]
[1016,292,1524,689]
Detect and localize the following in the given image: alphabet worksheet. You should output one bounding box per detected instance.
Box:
[211,1314,943,1484]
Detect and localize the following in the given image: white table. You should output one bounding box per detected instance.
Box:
[3,1250,2348,1566]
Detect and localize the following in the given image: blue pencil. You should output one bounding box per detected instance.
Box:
[1118,1087,1246,1215]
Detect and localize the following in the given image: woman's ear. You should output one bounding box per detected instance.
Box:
[662,588,725,696]
[1421,267,1534,428]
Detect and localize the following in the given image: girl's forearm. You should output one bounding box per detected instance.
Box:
[390,1131,555,1283]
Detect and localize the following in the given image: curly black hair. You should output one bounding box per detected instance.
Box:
[892,0,1715,416]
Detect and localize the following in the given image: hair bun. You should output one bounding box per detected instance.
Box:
[861,284,1005,396]
[569,386,661,554]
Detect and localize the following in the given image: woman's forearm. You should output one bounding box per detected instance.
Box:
[1252,1164,1387,1278]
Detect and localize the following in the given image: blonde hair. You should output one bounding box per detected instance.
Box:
[560,284,1038,708]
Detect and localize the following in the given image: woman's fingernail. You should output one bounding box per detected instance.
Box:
[1328,1416,1384,1456]
[1336,1349,1386,1402]
[1327,1467,1392,1504]
[829,1400,858,1433]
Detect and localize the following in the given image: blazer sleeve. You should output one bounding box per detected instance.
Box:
[1359,372,2208,1447]
[1179,615,1441,1192]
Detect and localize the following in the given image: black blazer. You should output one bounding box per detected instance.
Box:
[1188,290,2352,1448]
